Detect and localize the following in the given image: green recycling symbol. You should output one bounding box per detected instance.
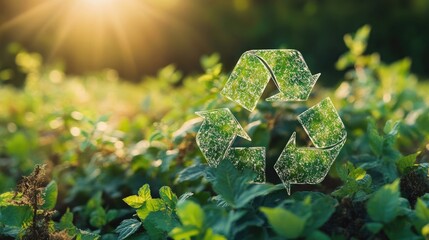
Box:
[196,49,347,194]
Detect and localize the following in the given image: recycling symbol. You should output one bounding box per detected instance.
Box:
[196,50,347,194]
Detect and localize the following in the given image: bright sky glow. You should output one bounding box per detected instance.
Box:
[0,0,191,77]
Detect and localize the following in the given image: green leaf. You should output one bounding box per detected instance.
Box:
[89,206,107,228]
[367,180,401,223]
[365,222,383,234]
[136,199,165,221]
[0,205,33,227]
[143,210,179,240]
[368,120,383,157]
[127,233,151,240]
[42,180,58,210]
[415,198,429,222]
[149,131,164,142]
[176,200,204,229]
[169,226,199,240]
[0,225,21,237]
[260,207,306,239]
[383,218,420,239]
[159,186,178,210]
[123,184,153,208]
[206,161,280,208]
[227,210,263,237]
[422,224,429,239]
[202,228,227,240]
[419,193,429,206]
[123,195,145,208]
[201,53,221,70]
[332,164,372,198]
[55,208,78,237]
[0,192,16,207]
[138,184,152,200]
[396,152,419,174]
[106,209,120,222]
[77,229,100,240]
[305,230,330,240]
[383,120,400,136]
[0,205,33,238]
[292,192,337,230]
[115,218,142,240]
[336,161,354,181]
[176,164,207,183]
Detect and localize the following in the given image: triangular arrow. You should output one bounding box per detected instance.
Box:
[221,49,319,112]
[196,108,250,167]
[274,132,346,195]
[255,50,320,102]
[274,97,347,194]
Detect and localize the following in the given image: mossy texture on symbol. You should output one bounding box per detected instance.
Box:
[197,49,346,194]
[221,49,320,112]
[196,108,250,167]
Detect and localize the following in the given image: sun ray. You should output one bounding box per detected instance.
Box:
[108,3,137,75]
[48,2,79,60]
[0,0,59,32]
[1,0,198,78]
[34,3,69,46]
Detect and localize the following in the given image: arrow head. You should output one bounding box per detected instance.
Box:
[266,73,320,102]
[274,132,297,195]
[196,108,251,167]
[221,49,320,110]
[274,132,346,195]
[196,108,250,141]
[253,50,319,102]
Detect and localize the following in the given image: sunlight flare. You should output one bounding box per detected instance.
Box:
[0,0,194,77]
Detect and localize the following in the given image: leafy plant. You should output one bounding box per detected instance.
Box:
[0,25,429,240]
[118,184,179,240]
[0,165,99,240]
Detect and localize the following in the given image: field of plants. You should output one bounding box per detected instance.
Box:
[1,26,429,240]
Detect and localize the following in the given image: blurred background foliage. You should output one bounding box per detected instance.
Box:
[1,1,429,238]
[0,0,428,83]
[1,24,429,238]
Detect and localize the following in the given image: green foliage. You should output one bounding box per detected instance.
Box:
[55,209,79,237]
[120,184,179,239]
[0,192,16,207]
[42,181,58,210]
[206,161,281,208]
[123,184,178,222]
[0,25,429,240]
[260,192,336,239]
[397,152,420,174]
[332,162,372,199]
[115,219,142,240]
[0,205,32,237]
[170,200,226,240]
[85,192,108,228]
[367,180,401,223]
[260,207,306,238]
